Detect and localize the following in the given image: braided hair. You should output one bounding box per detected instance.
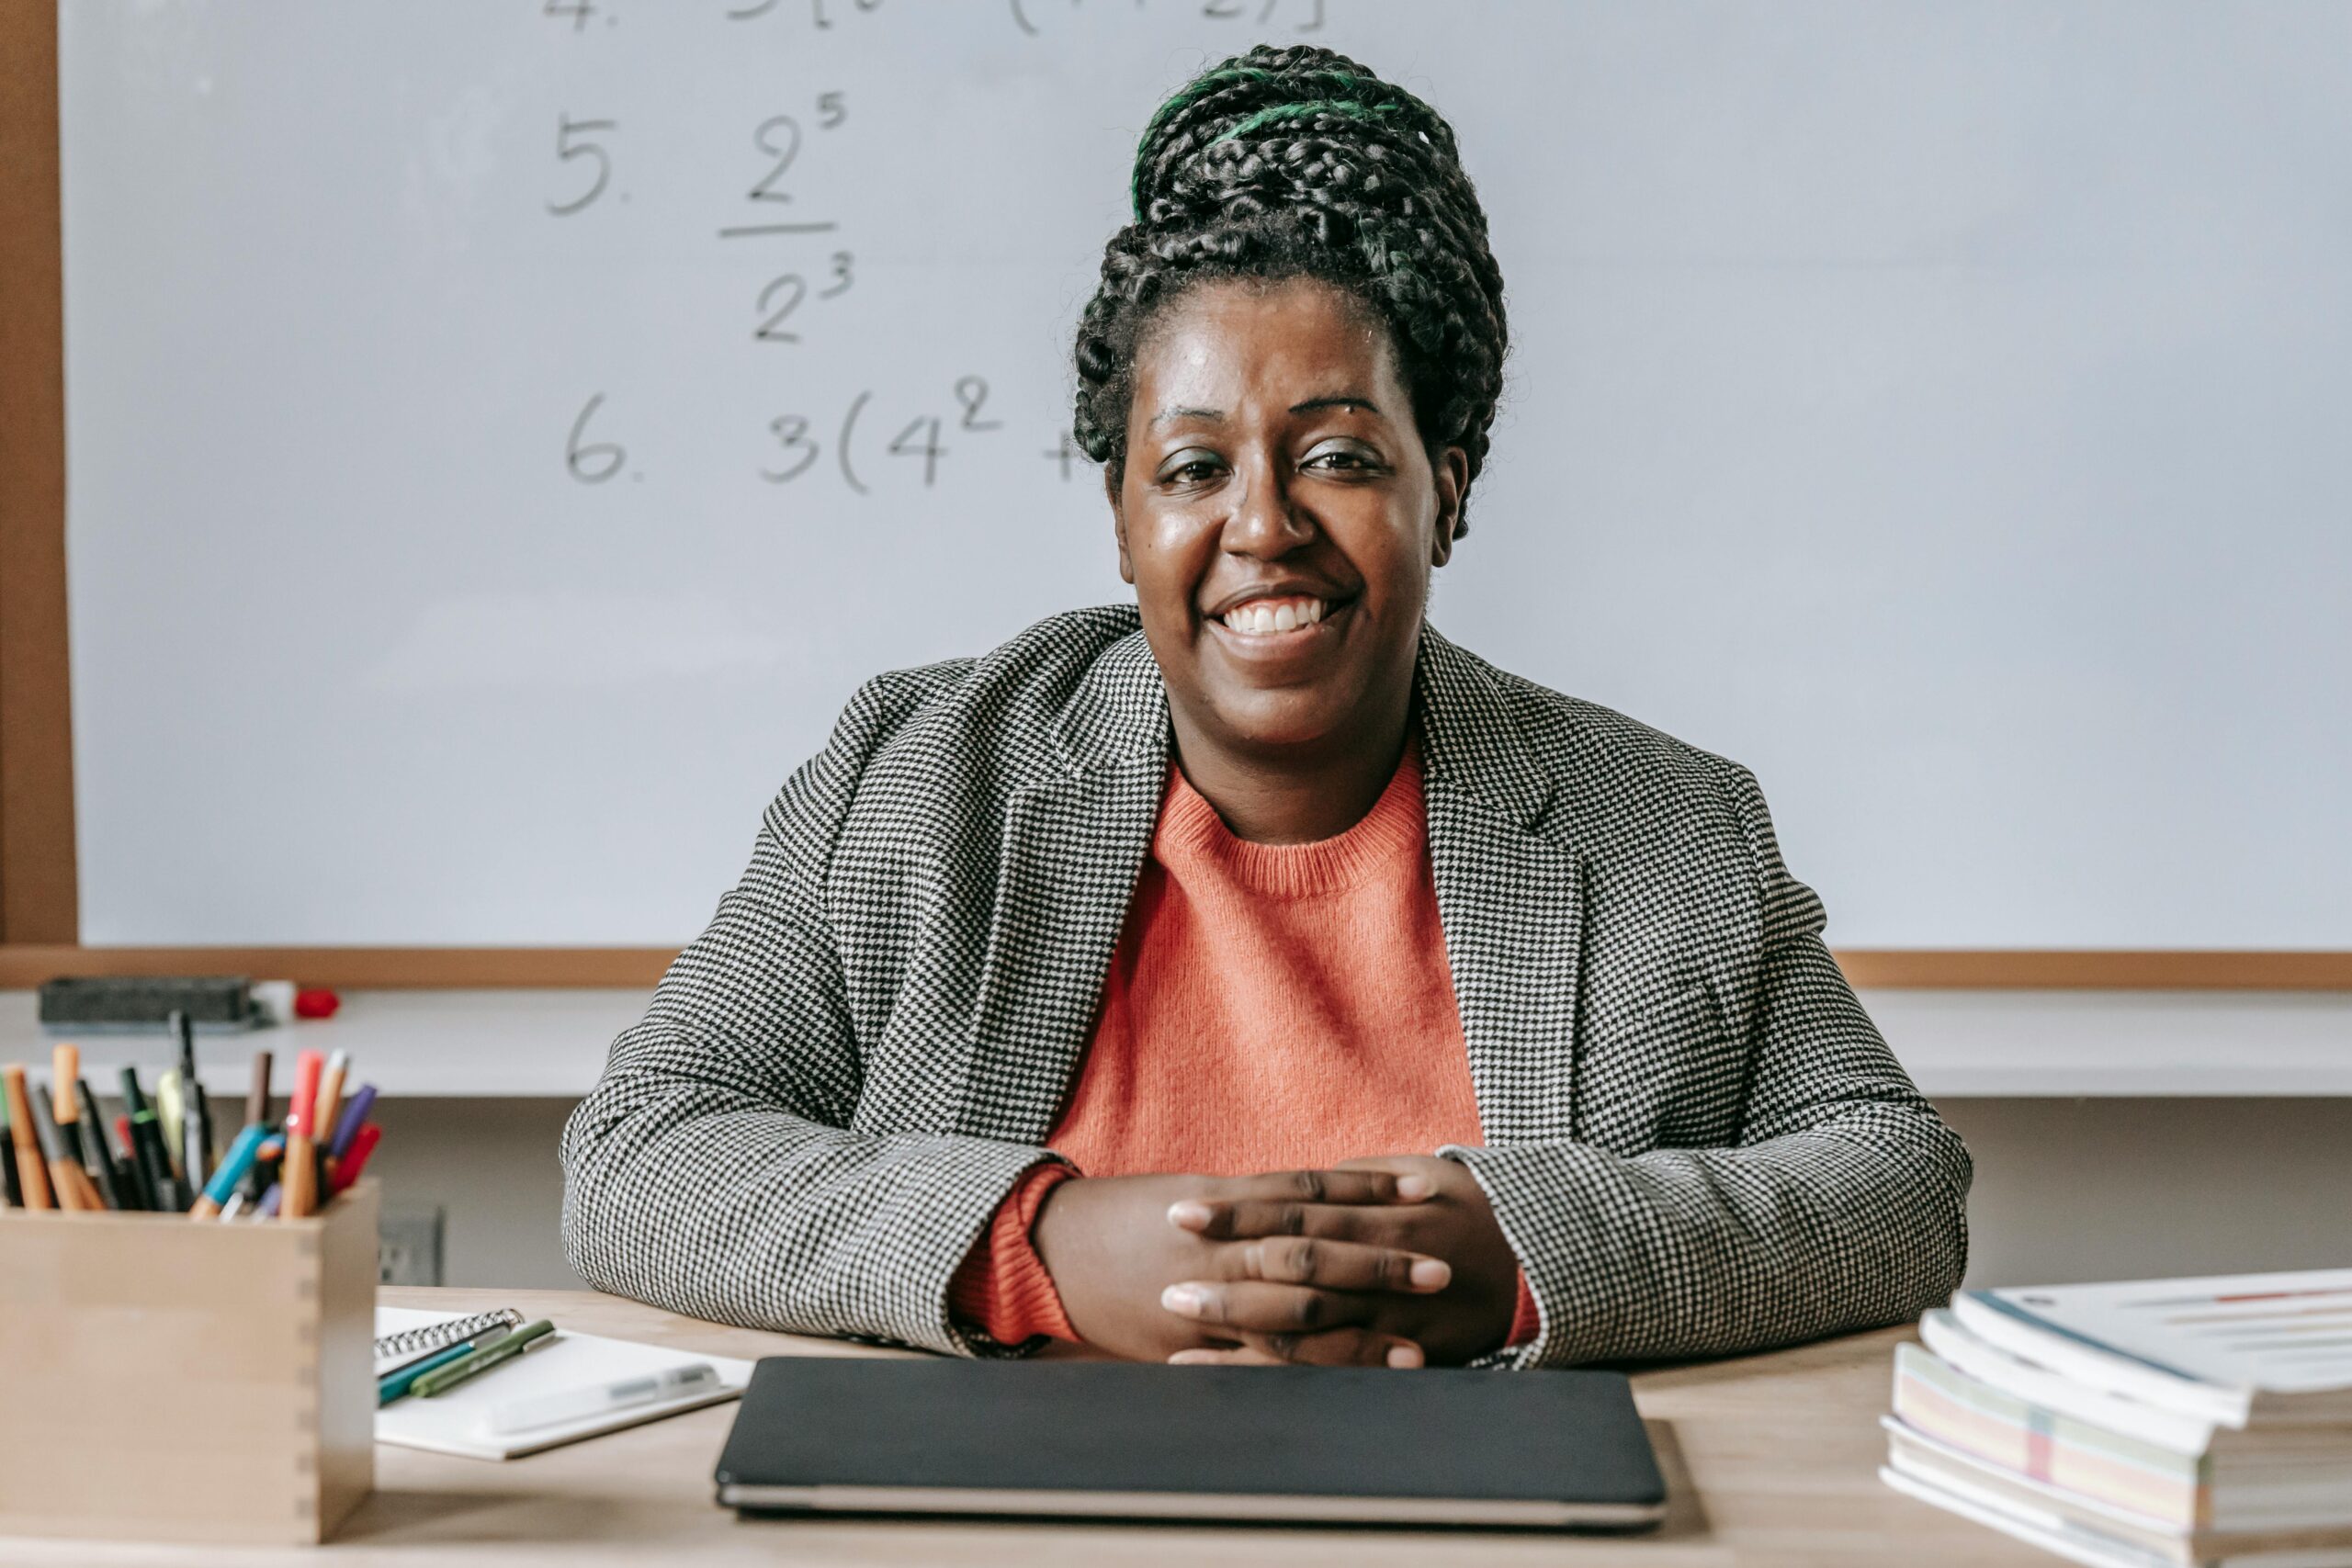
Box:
[1073,45,1509,532]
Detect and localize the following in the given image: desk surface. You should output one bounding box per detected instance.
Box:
[0,1288,2047,1567]
[10,987,2348,1099]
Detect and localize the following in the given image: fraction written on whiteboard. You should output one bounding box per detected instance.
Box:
[537,44,1088,495]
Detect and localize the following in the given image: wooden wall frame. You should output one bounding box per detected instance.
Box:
[4,9,2344,994]
[0,0,75,950]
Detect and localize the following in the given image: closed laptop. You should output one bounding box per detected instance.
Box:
[716,1358,1667,1530]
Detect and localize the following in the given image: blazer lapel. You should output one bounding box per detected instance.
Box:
[1415,626,1589,1145]
[956,631,1168,1144]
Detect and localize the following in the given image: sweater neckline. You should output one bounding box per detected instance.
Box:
[1154,742,1427,897]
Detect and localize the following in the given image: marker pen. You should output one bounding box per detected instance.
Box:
[120,1067,186,1212]
[73,1080,129,1211]
[190,1124,272,1220]
[3,1065,54,1211]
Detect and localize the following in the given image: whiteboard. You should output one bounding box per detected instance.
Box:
[59,1,2352,949]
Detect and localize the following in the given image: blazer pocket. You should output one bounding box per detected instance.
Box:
[1576,979,1746,1156]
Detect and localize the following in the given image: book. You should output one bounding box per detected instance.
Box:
[1893,1342,2352,1532]
[1882,1421,2352,1568]
[1951,1270,2352,1428]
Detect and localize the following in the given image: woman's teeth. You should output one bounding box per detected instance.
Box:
[1219,597,1329,634]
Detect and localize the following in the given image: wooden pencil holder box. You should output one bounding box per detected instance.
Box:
[0,1181,378,1545]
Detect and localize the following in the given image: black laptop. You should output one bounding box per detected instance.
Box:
[715,1358,1666,1530]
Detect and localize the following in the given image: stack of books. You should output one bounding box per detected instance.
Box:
[1883,1269,2352,1568]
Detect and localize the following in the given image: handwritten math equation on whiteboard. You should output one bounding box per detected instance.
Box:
[532,0,1332,499]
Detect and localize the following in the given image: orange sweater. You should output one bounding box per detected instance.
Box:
[950,743,1541,1351]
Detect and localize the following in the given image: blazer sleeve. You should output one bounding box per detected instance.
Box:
[558,671,1065,1357]
[1441,762,1973,1368]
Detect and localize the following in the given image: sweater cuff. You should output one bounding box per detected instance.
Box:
[1505,1269,1544,1348]
[947,1162,1080,1346]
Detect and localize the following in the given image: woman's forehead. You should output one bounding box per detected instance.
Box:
[1135,278,1401,407]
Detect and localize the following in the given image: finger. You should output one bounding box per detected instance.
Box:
[1215,1327,1427,1369]
[1230,1235,1451,1293]
[1166,1168,1433,1233]
[1335,1155,1447,1187]
[1169,1197,1395,1243]
[1161,1280,1382,1336]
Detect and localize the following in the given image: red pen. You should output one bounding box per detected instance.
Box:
[282,1049,323,1219]
[330,1123,380,1194]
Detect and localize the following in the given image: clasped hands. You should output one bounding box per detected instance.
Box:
[1029,1155,1519,1368]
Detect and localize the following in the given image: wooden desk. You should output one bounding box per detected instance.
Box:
[0,1288,2046,1566]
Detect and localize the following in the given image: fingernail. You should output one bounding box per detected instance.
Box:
[1169,1350,1218,1365]
[1408,1258,1452,1290]
[1167,1200,1213,1229]
[1161,1284,1208,1315]
[1387,1344,1425,1369]
[1396,1175,1435,1201]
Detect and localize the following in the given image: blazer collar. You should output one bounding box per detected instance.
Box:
[1410,622,1559,832]
[1050,618,1169,776]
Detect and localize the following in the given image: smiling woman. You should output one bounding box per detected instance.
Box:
[560,44,1972,1371]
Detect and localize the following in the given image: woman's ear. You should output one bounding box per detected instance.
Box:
[1430,446,1469,568]
[1106,463,1136,585]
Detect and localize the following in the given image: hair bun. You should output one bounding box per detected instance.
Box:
[1129,44,1461,228]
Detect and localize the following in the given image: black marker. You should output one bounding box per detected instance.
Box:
[120,1067,184,1212]
[175,1010,214,1190]
[0,1089,21,1208]
[72,1079,128,1211]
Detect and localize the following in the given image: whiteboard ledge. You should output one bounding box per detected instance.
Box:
[4,945,2350,991]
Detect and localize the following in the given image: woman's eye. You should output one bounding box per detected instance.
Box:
[1304,446,1379,474]
[1158,454,1224,486]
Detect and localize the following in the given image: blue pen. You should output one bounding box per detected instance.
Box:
[379,1337,495,1405]
[189,1123,270,1218]
[330,1084,377,1159]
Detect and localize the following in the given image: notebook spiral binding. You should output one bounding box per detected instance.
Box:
[374,1308,522,1361]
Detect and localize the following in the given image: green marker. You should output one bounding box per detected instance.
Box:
[379,1336,494,1405]
[413,1319,556,1399]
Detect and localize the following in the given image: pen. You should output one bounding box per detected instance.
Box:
[175,1010,213,1190]
[121,1068,185,1212]
[330,1084,376,1159]
[156,1068,186,1183]
[245,1048,274,1132]
[282,1049,322,1219]
[184,1078,214,1191]
[413,1320,556,1399]
[112,1113,154,1210]
[239,1134,280,1211]
[29,1083,104,1212]
[311,1051,349,1173]
[378,1337,495,1406]
[73,1079,130,1211]
[485,1362,718,1436]
[190,1124,271,1220]
[51,1049,118,1212]
[330,1122,380,1194]
[4,1065,55,1211]
[0,1088,22,1207]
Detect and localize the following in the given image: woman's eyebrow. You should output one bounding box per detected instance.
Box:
[1150,405,1223,426]
[1290,394,1380,415]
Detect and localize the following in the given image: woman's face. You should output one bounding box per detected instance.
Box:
[1112,276,1467,759]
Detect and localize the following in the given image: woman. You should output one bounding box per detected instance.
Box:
[560,45,1970,1370]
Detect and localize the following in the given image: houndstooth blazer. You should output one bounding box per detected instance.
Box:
[560,605,1971,1367]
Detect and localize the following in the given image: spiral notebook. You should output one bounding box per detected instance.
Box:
[374,1306,754,1461]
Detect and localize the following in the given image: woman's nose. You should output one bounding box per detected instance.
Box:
[1220,453,1314,556]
